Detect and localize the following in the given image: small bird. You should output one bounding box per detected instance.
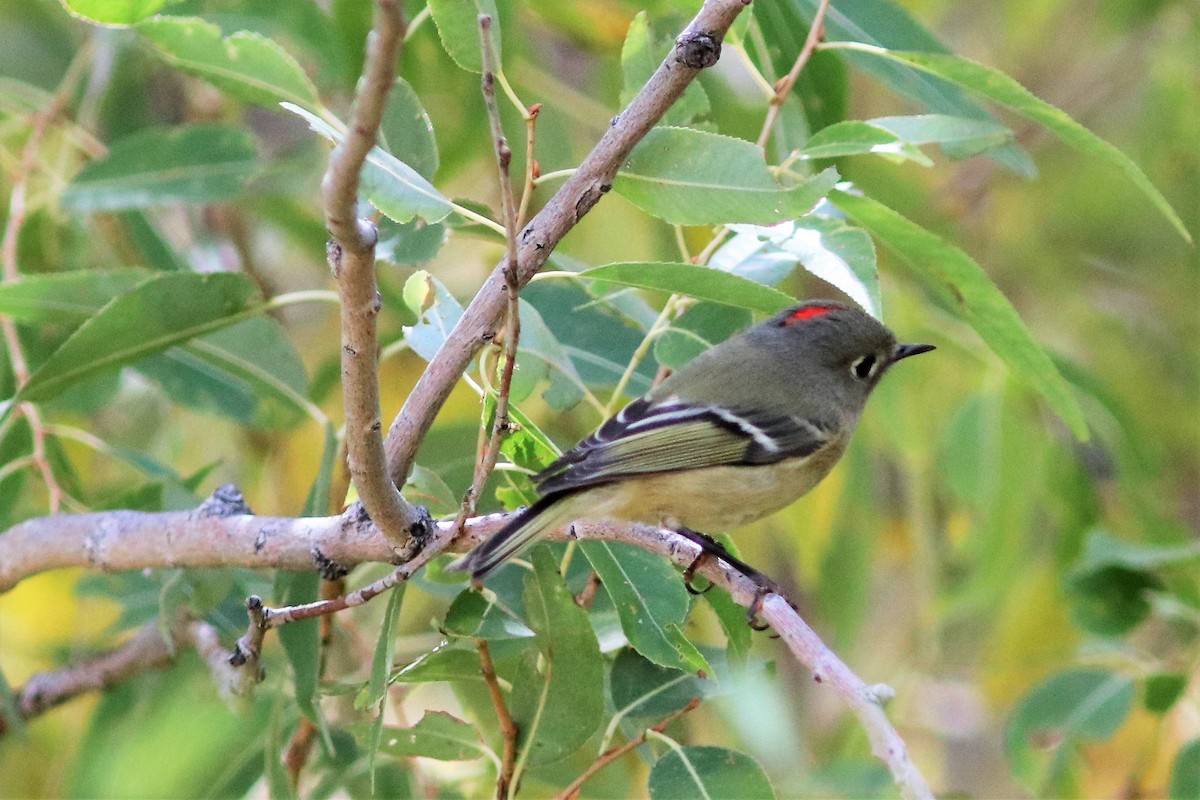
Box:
[450,300,933,616]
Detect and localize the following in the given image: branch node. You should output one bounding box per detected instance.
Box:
[867,683,897,706]
[312,547,350,580]
[674,30,722,69]
[194,484,253,519]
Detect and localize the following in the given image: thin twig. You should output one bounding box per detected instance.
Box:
[1,50,92,514]
[321,0,426,549]
[516,103,543,228]
[555,698,701,800]
[453,15,524,533]
[382,0,747,490]
[478,640,518,799]
[0,617,241,735]
[755,0,832,150]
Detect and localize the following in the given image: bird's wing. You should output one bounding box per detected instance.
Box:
[534,397,835,495]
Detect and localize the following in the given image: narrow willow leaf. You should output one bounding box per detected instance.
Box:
[609,648,704,721]
[871,114,1014,156]
[18,272,261,403]
[579,262,797,314]
[0,269,151,323]
[136,317,314,429]
[389,646,482,685]
[281,103,452,224]
[798,121,933,165]
[832,190,1089,439]
[427,0,501,73]
[63,0,166,25]
[511,547,605,767]
[614,127,838,225]
[512,300,587,411]
[136,17,320,109]
[581,541,709,674]
[761,0,1035,175]
[380,77,439,181]
[363,584,406,710]
[61,125,257,212]
[648,746,777,800]
[655,303,751,370]
[825,44,1191,242]
[443,589,535,640]
[374,713,487,761]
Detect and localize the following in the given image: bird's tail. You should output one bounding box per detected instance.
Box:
[447,492,576,581]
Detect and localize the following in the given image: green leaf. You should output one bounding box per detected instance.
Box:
[376,217,446,265]
[380,76,439,181]
[581,541,708,674]
[609,647,704,721]
[655,302,751,370]
[373,712,487,761]
[63,0,166,25]
[361,584,406,710]
[427,0,500,74]
[1170,739,1200,800]
[798,120,933,166]
[824,44,1191,243]
[136,317,314,429]
[510,547,604,767]
[648,745,777,800]
[511,300,587,411]
[614,127,838,225]
[401,270,464,360]
[761,0,1035,176]
[621,12,709,127]
[281,103,453,224]
[1066,564,1160,637]
[723,217,881,318]
[1005,668,1135,792]
[1073,529,1200,573]
[831,190,1089,439]
[871,114,1015,157]
[443,589,535,640]
[402,464,459,517]
[1143,674,1187,715]
[389,646,482,685]
[136,17,320,109]
[579,262,797,314]
[488,395,560,475]
[0,269,151,324]
[18,272,261,403]
[61,125,257,212]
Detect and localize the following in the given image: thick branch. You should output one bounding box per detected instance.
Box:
[322,0,425,545]
[382,0,747,488]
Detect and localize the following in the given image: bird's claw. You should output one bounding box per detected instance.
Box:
[683,552,713,595]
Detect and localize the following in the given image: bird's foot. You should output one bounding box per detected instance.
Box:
[682,551,713,595]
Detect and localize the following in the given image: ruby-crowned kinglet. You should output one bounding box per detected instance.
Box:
[451,300,933,586]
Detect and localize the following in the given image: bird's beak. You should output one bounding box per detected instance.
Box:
[892,343,936,363]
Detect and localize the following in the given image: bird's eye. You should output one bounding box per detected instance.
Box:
[851,354,877,380]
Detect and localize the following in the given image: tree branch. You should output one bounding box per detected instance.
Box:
[381,0,747,489]
[321,0,427,547]
[0,503,933,797]
[0,616,249,736]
